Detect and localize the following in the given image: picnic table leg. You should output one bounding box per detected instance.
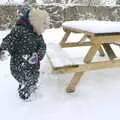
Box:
[66,72,84,93]
[99,46,105,56]
[60,31,71,47]
[102,43,117,60]
[66,43,101,93]
[84,44,101,63]
[79,34,88,42]
[79,35,105,57]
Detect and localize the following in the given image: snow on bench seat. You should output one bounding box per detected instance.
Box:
[46,42,83,69]
[46,42,111,69]
[62,20,120,35]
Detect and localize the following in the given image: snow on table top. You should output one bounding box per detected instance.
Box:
[62,20,120,34]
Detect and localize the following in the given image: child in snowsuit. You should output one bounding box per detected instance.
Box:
[0,8,50,100]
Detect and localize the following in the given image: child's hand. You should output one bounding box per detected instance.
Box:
[28,53,38,64]
[0,50,10,61]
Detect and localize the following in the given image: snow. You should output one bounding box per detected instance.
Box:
[0,27,120,120]
[0,0,117,6]
[101,0,117,6]
[62,20,120,34]
[0,0,24,5]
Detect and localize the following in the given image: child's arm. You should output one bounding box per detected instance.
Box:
[0,29,16,61]
[0,26,21,54]
[37,35,46,61]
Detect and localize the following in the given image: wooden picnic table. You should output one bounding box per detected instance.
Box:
[48,20,120,93]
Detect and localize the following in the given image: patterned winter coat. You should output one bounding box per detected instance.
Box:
[0,22,46,84]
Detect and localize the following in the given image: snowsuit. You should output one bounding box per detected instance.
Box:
[0,12,46,98]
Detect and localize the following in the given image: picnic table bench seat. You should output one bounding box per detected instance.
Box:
[47,42,114,70]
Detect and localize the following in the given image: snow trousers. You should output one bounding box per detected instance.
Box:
[10,56,40,86]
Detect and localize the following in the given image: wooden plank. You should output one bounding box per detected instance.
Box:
[60,31,71,47]
[99,46,105,56]
[102,43,117,60]
[60,41,92,48]
[66,72,84,93]
[84,43,101,63]
[78,34,88,42]
[60,32,105,56]
[54,59,120,73]
[93,35,120,43]
[79,34,105,56]
[63,27,94,36]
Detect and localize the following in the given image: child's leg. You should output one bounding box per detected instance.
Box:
[18,69,40,100]
[10,64,26,85]
[10,58,40,100]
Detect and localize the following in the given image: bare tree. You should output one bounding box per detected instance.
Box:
[7,0,14,4]
[116,0,120,4]
[38,0,102,5]
[55,0,62,3]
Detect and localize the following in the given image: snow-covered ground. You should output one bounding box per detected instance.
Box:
[0,28,120,120]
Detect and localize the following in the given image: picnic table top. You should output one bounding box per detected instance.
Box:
[62,20,120,35]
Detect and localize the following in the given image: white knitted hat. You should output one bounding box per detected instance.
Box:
[29,8,50,34]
